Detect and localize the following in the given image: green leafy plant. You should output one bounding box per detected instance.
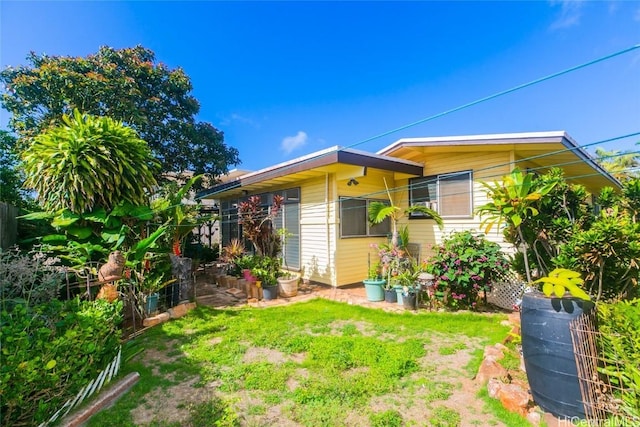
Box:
[250,256,282,286]
[477,167,557,282]
[0,298,122,426]
[368,177,443,247]
[21,109,158,215]
[556,204,640,301]
[426,231,511,309]
[151,175,214,256]
[596,299,640,422]
[533,268,590,300]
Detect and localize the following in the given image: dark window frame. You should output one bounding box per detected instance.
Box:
[409,170,473,219]
[340,197,391,238]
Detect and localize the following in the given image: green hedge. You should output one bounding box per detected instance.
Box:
[1,298,122,426]
[597,299,640,423]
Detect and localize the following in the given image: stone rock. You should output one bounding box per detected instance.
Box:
[508,311,521,326]
[227,288,247,299]
[168,304,189,319]
[497,383,531,416]
[476,358,508,383]
[487,378,503,399]
[526,408,542,425]
[484,345,505,361]
[143,312,171,327]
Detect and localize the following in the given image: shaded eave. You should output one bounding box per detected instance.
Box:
[198,146,423,199]
[377,131,621,191]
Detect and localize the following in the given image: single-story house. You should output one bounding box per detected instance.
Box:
[198,131,619,287]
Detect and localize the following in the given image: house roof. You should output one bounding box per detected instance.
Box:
[198,146,424,199]
[377,131,620,191]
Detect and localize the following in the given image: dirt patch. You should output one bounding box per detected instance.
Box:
[130,376,213,426]
[242,346,304,365]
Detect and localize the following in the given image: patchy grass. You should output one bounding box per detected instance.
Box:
[88,299,512,426]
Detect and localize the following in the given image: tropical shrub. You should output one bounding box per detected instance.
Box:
[477,167,558,282]
[0,249,124,425]
[556,207,640,300]
[426,231,511,309]
[1,298,122,426]
[21,109,158,214]
[596,299,640,422]
[238,194,283,257]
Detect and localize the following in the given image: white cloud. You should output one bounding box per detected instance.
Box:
[219,113,260,128]
[549,0,584,30]
[281,131,308,154]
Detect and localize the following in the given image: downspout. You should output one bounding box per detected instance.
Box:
[326,172,333,287]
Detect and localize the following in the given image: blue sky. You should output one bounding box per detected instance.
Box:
[1,1,639,172]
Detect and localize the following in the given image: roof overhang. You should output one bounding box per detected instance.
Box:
[198,146,424,199]
[377,131,620,192]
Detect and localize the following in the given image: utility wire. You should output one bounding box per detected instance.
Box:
[343,44,640,150]
[195,43,640,195]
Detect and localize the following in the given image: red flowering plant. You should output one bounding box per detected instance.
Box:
[238,194,284,258]
[425,230,511,310]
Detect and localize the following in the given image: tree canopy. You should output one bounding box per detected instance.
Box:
[1,45,240,182]
[595,147,640,181]
[0,130,26,207]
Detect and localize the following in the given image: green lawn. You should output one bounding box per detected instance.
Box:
[87,299,521,426]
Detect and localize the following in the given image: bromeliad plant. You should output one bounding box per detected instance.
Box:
[426,231,511,310]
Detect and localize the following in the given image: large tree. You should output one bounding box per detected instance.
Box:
[0,45,240,182]
[0,130,26,207]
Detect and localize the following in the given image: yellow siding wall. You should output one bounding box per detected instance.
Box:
[298,175,335,286]
[297,151,518,287]
[334,169,396,286]
[396,151,515,260]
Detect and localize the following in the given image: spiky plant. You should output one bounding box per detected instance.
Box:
[22,109,158,214]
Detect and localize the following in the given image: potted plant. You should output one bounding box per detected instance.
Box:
[277,269,299,298]
[276,228,300,297]
[383,277,398,303]
[520,268,593,418]
[251,256,281,300]
[363,261,385,302]
[396,268,420,310]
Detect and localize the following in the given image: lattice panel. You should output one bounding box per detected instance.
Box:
[486,280,526,310]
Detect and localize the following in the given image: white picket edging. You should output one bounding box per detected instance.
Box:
[38,346,122,427]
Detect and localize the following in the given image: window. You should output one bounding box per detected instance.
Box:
[221,188,301,270]
[409,171,473,218]
[273,190,300,269]
[340,197,391,237]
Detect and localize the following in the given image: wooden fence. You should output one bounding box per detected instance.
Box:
[0,201,18,250]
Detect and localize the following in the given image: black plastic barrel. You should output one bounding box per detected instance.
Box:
[520,292,594,418]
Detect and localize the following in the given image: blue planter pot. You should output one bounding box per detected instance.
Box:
[395,286,404,305]
[363,279,385,302]
[384,288,397,303]
[145,292,159,315]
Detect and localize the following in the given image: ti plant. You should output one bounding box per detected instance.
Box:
[533,268,591,301]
